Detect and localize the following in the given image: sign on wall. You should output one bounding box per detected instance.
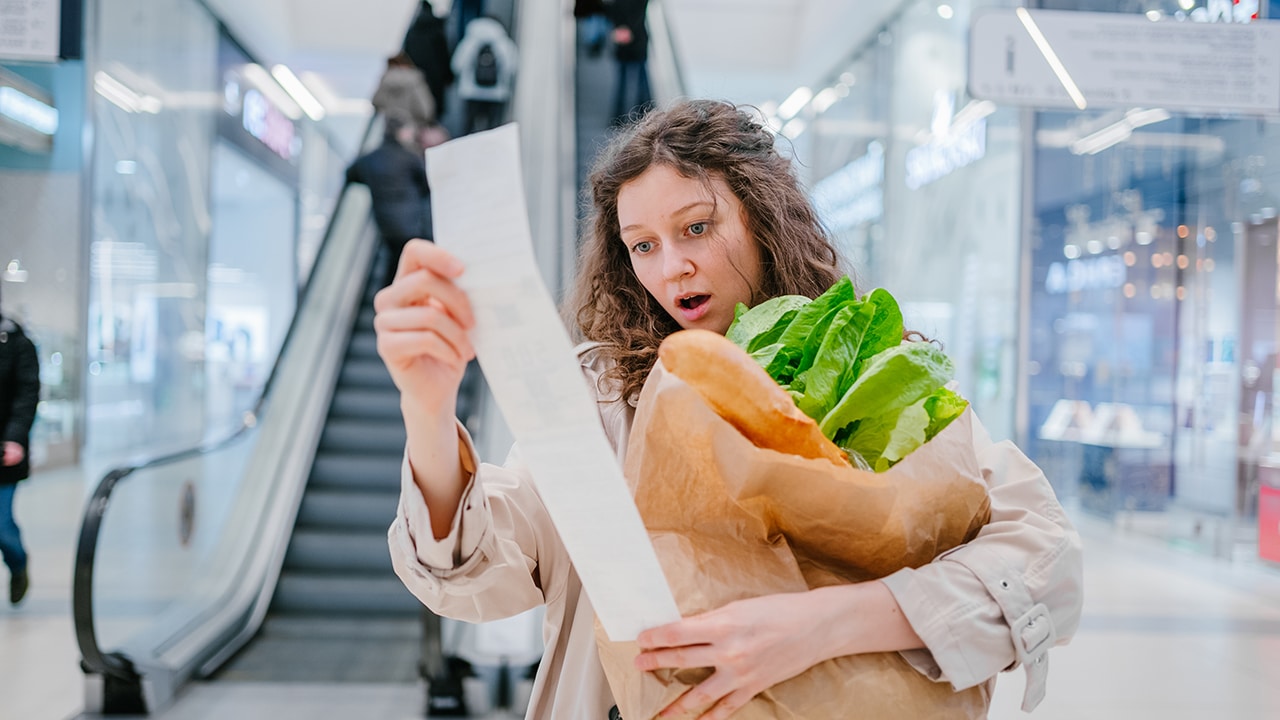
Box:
[970,8,1280,115]
[0,0,60,62]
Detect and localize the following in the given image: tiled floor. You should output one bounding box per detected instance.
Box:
[4,462,1280,719]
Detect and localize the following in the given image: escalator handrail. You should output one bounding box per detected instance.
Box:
[72,111,384,685]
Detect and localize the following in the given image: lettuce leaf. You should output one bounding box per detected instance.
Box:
[724,278,967,472]
[817,342,955,438]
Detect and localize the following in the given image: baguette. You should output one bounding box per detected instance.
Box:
[658,329,848,467]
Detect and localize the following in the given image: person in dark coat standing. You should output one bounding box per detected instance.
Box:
[402,1,456,119]
[0,285,39,607]
[347,114,433,288]
[606,0,652,123]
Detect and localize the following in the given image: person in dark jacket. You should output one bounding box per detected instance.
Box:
[0,286,39,607]
[403,1,456,118]
[347,114,433,287]
[606,0,652,123]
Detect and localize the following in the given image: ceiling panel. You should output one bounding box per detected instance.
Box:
[667,0,905,107]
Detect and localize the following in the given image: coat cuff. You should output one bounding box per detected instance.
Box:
[880,565,993,691]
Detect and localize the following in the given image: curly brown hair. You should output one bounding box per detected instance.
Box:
[566,100,847,401]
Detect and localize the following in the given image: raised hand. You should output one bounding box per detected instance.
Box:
[374,239,477,417]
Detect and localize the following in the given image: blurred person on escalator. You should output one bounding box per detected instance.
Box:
[0,282,39,607]
[451,16,518,134]
[346,113,432,288]
[403,1,456,120]
[372,52,438,129]
[605,0,652,124]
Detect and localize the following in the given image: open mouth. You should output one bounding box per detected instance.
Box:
[678,294,710,310]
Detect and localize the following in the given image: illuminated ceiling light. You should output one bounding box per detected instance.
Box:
[1069,108,1171,155]
[272,64,326,121]
[811,87,841,114]
[777,86,814,120]
[241,64,302,120]
[950,100,997,131]
[94,72,142,113]
[839,72,856,86]
[1179,0,1196,9]
[1016,8,1087,110]
[758,100,778,117]
[781,117,807,139]
[1205,226,1216,241]
[1086,239,1104,254]
[1123,251,1136,266]
[1146,10,1163,21]
[1177,224,1189,238]
[1071,121,1131,155]
[93,72,162,114]
[0,86,58,135]
[1123,283,1136,298]
[1177,254,1189,269]
[1064,244,1081,259]
[938,4,955,19]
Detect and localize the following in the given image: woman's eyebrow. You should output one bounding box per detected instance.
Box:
[620,201,714,234]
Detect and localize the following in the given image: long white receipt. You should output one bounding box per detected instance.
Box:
[426,124,681,641]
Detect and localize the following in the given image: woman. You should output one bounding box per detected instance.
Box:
[378,99,1083,719]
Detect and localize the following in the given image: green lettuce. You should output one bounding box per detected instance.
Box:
[726,279,967,472]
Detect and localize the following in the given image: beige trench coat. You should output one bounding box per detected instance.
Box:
[389,346,1084,720]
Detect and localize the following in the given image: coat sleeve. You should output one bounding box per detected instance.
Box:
[388,421,568,623]
[4,335,39,445]
[879,414,1084,712]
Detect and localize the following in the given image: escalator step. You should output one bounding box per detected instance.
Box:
[339,359,396,389]
[320,418,407,454]
[310,454,404,491]
[272,573,422,616]
[329,387,403,420]
[347,331,380,359]
[285,530,396,573]
[297,489,401,531]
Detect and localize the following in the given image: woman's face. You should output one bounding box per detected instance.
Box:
[617,164,764,335]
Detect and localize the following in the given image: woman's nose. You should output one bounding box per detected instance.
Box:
[662,246,695,281]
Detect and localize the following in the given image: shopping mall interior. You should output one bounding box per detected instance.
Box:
[3,0,1280,718]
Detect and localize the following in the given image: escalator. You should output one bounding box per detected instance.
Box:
[213,260,477,686]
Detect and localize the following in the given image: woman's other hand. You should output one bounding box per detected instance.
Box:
[634,592,829,719]
[634,582,923,719]
[374,239,476,416]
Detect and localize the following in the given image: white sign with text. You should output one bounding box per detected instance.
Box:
[0,0,60,62]
[970,9,1280,115]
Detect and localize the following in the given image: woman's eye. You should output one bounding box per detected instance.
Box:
[632,240,654,254]
[688,222,707,236]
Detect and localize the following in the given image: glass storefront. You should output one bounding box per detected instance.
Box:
[804,0,1022,443]
[803,0,1280,565]
[0,59,88,469]
[2,0,350,470]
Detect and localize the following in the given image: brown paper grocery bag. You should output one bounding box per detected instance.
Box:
[595,362,992,719]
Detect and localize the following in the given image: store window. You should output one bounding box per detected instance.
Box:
[1023,1,1279,562]
[805,0,1023,443]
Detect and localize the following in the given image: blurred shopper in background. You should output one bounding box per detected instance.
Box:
[346,114,432,288]
[574,0,611,58]
[372,52,438,128]
[0,283,39,607]
[605,0,651,124]
[451,16,518,134]
[403,0,456,119]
